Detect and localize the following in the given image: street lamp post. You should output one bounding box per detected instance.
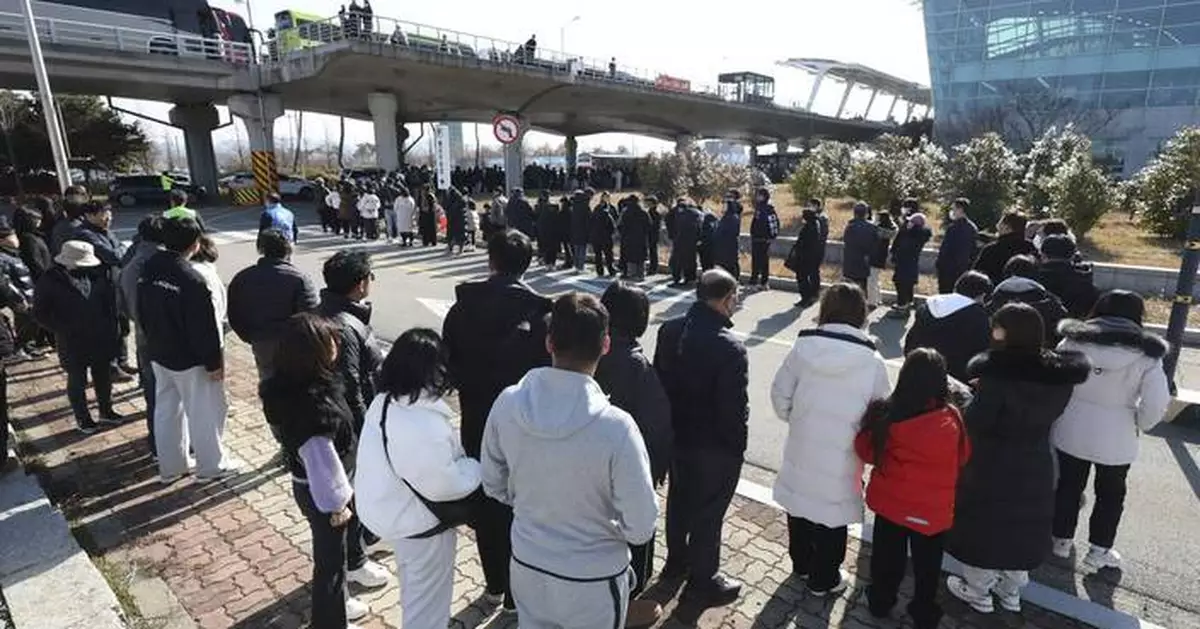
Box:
[1163,191,1200,393]
[20,0,71,193]
[559,15,580,52]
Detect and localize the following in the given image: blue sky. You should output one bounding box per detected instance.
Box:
[113,0,931,157]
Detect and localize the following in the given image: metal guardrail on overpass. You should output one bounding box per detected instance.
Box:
[0,11,252,64]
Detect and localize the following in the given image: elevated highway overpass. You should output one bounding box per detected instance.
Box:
[0,8,895,194]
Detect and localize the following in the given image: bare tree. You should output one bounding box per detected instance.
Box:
[941,87,1125,151]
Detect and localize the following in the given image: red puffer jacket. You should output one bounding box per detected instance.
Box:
[855,406,970,535]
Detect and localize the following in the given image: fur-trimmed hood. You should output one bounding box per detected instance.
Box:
[967,348,1091,386]
[1058,317,1169,359]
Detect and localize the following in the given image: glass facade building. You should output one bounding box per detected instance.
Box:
[923,0,1200,175]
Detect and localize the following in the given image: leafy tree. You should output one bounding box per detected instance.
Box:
[0,91,149,173]
[1020,125,1093,216]
[640,147,752,205]
[1133,126,1200,238]
[844,134,944,212]
[1044,153,1113,236]
[942,133,1021,229]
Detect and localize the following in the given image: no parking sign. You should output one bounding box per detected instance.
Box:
[492,114,522,144]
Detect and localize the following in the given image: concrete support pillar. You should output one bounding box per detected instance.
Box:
[168,103,220,197]
[565,135,578,172]
[776,140,790,154]
[835,81,856,118]
[228,93,284,199]
[675,134,696,154]
[367,92,400,171]
[864,88,880,118]
[886,95,901,121]
[504,134,524,194]
[805,70,827,112]
[748,144,759,164]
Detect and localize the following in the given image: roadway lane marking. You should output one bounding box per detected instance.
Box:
[733,478,1165,629]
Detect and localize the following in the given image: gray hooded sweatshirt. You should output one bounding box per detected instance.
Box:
[481,367,659,580]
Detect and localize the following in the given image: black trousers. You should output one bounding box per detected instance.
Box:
[648,238,660,275]
[473,495,515,604]
[0,367,8,469]
[339,218,358,238]
[672,251,697,284]
[750,240,771,285]
[1052,449,1131,549]
[593,242,616,276]
[136,341,157,455]
[630,532,656,598]
[360,217,379,240]
[896,281,916,307]
[937,268,963,295]
[65,359,114,426]
[867,516,944,629]
[796,264,821,301]
[666,448,742,584]
[787,515,847,591]
[292,481,366,629]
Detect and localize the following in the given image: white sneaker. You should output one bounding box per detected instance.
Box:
[807,569,851,597]
[1084,547,1122,570]
[946,575,994,614]
[345,596,370,621]
[347,560,390,589]
[992,589,1021,613]
[1051,537,1074,559]
[196,458,244,481]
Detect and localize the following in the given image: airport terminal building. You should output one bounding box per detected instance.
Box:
[923,0,1200,175]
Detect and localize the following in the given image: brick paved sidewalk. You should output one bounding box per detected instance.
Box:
[6,339,1098,629]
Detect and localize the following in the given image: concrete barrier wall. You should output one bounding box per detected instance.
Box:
[741,234,1188,298]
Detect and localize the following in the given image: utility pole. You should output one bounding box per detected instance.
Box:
[1163,191,1200,394]
[21,0,71,193]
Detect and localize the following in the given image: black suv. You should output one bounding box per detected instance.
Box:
[109,175,208,208]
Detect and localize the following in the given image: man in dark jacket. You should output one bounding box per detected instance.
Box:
[49,186,88,256]
[590,192,619,276]
[1037,235,1098,319]
[227,230,320,381]
[669,201,703,285]
[936,197,978,293]
[535,191,559,268]
[317,250,383,428]
[713,192,742,281]
[119,215,164,453]
[904,270,993,382]
[654,268,748,607]
[618,195,652,280]
[569,189,591,272]
[697,205,719,272]
[443,229,551,611]
[74,202,136,380]
[841,202,877,291]
[986,255,1068,347]
[136,217,235,482]
[974,210,1038,286]
[556,196,574,269]
[595,281,672,597]
[504,188,536,239]
[749,187,780,287]
[646,196,663,275]
[0,217,40,360]
[445,187,469,254]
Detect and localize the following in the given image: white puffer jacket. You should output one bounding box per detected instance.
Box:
[770,324,890,527]
[354,394,481,541]
[1052,318,1171,466]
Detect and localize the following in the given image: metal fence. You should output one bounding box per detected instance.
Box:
[0,11,253,65]
[267,13,730,101]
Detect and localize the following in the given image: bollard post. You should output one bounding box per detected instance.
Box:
[1163,191,1200,394]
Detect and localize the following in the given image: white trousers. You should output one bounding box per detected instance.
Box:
[392,530,457,629]
[959,564,1029,599]
[867,267,883,306]
[152,363,228,478]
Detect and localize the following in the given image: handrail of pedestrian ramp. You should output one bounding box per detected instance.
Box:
[0,11,253,65]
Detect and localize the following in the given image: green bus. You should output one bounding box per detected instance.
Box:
[271,9,331,54]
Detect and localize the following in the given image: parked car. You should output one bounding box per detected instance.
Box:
[221,172,315,200]
[109,175,207,208]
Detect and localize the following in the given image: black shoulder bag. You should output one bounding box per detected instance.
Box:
[379,397,485,539]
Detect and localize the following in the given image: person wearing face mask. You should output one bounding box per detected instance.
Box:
[653,268,748,607]
[936,198,979,294]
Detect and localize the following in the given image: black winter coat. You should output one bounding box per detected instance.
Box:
[136,251,223,372]
[937,218,978,276]
[785,220,822,273]
[570,194,592,245]
[442,275,551,457]
[594,334,673,484]
[505,197,536,238]
[986,278,1069,347]
[318,290,383,426]
[18,232,52,282]
[712,212,741,271]
[669,205,702,267]
[536,201,559,246]
[0,246,34,303]
[974,233,1038,286]
[870,223,896,270]
[260,373,358,483]
[445,193,468,241]
[890,224,931,286]
[1038,259,1098,319]
[33,265,121,366]
[618,205,652,264]
[841,218,878,281]
[904,297,990,382]
[227,258,319,344]
[950,349,1090,570]
[590,203,618,246]
[648,206,663,247]
[654,302,749,456]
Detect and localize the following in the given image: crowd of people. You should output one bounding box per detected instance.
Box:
[0,179,1176,629]
[449,164,638,195]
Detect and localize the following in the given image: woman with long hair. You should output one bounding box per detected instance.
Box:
[856,348,970,629]
[947,303,1089,615]
[355,328,480,629]
[259,313,385,629]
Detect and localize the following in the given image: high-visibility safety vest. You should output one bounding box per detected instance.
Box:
[163,205,197,220]
[160,174,174,191]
